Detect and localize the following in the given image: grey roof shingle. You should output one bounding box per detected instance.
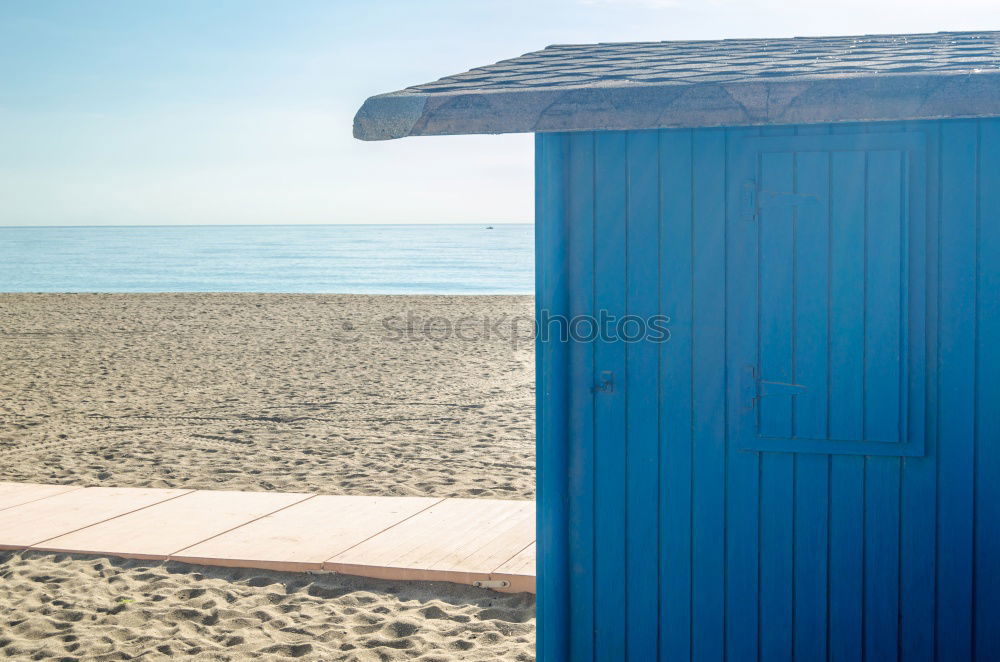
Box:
[353,31,1000,140]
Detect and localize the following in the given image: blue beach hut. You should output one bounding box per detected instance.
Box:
[354,32,1000,661]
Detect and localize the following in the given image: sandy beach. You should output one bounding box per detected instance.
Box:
[0,293,536,660]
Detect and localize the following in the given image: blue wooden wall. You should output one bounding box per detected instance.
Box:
[535,118,1000,661]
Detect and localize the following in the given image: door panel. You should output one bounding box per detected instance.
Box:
[758,151,795,439]
[829,150,867,442]
[729,132,926,456]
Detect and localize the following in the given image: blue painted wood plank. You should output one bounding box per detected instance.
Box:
[690,127,727,662]
[759,452,794,662]
[828,150,866,442]
[593,130,628,660]
[624,129,660,661]
[864,457,902,662]
[758,150,795,440]
[827,134,867,662]
[792,454,828,661]
[792,149,830,441]
[658,128,694,662]
[757,146,795,662]
[895,130,927,460]
[829,457,864,662]
[899,119,937,662]
[936,120,977,662]
[864,149,904,443]
[535,132,571,661]
[566,131,596,662]
[724,126,760,662]
[861,147,905,662]
[791,146,830,661]
[975,117,1000,662]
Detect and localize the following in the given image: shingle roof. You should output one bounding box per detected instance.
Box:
[354,31,1000,140]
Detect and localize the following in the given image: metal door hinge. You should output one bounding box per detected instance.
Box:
[758,379,808,397]
[742,364,807,409]
[742,180,757,222]
[741,364,758,409]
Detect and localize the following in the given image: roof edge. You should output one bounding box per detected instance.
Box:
[353,71,1000,140]
[353,92,429,141]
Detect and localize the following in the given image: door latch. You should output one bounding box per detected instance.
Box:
[592,370,614,394]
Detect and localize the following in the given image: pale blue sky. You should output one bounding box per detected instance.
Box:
[0,0,995,226]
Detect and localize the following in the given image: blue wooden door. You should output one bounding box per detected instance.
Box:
[728,133,927,457]
[725,131,929,662]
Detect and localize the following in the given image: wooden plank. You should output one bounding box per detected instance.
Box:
[758,149,795,439]
[724,126,760,662]
[624,128,660,662]
[793,149,831,440]
[592,129,628,660]
[535,131,570,659]
[325,498,534,587]
[791,142,831,662]
[0,484,536,591]
[829,456,865,662]
[690,127,727,662]
[757,143,795,662]
[660,127,695,662]
[861,147,905,662]
[0,482,82,512]
[565,130,596,662]
[865,149,904,443]
[492,542,535,593]
[829,149,867,441]
[759,454,794,662]
[936,119,977,662]
[174,495,441,571]
[899,119,937,662]
[793,454,829,661]
[827,137,867,662]
[35,490,312,560]
[975,117,1000,662]
[0,487,190,550]
[864,458,902,662]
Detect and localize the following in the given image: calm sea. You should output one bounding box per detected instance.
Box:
[0,224,534,294]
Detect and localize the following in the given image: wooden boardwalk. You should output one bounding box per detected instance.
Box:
[0,482,535,593]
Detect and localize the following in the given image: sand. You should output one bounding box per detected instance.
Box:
[0,293,536,660]
[0,552,535,661]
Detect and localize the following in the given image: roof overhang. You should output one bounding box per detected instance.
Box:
[354,70,1000,140]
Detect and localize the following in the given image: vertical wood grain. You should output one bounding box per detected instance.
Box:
[625,129,660,660]
[659,128,695,662]
[566,131,596,661]
[936,120,977,662]
[690,128,727,662]
[593,130,628,659]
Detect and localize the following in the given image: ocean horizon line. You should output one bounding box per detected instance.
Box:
[1,223,534,294]
[0,221,534,229]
